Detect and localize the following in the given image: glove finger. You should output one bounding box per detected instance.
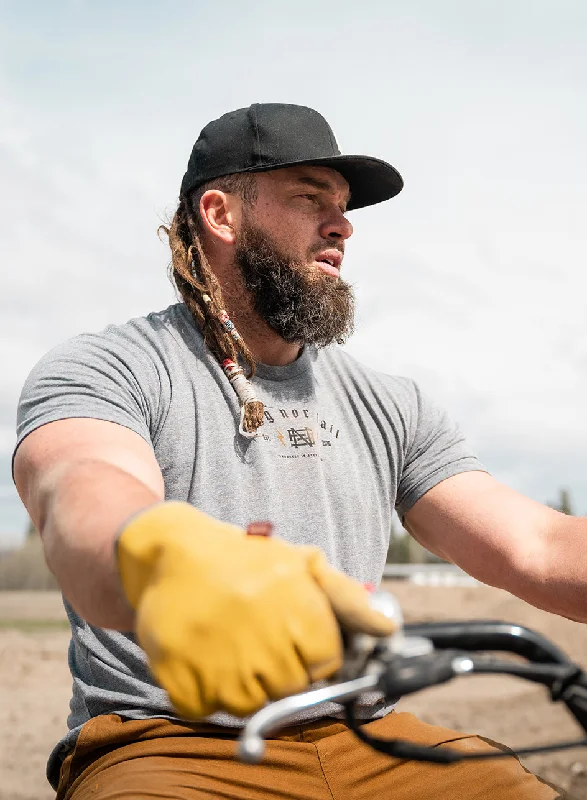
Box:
[154,657,212,720]
[305,550,397,636]
[216,667,268,718]
[286,576,343,682]
[305,652,342,683]
[254,635,311,700]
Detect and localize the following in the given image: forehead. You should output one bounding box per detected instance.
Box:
[259,165,351,201]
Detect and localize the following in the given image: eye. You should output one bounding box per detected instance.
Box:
[298,193,319,203]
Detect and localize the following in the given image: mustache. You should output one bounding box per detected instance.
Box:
[309,244,345,257]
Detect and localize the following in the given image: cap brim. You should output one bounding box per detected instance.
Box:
[237,154,403,211]
[306,155,404,210]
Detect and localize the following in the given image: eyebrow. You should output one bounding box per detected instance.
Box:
[294,176,352,205]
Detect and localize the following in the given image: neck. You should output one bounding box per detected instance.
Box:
[220,289,302,367]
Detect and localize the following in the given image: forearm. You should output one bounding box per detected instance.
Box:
[459,519,587,623]
[404,474,587,622]
[39,459,161,630]
[517,515,587,623]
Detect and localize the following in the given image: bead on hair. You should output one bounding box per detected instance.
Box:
[218,310,242,343]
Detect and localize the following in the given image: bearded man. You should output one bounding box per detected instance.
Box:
[13,104,572,799]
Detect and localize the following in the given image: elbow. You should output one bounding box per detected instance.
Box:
[15,455,73,539]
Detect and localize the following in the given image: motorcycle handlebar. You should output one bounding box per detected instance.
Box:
[238,595,587,764]
[403,620,572,665]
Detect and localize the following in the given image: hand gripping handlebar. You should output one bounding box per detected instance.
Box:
[238,590,587,765]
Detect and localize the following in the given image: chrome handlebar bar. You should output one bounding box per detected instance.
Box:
[238,669,384,763]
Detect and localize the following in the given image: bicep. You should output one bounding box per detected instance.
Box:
[403,471,559,589]
[14,418,165,528]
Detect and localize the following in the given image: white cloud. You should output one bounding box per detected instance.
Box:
[2,0,587,545]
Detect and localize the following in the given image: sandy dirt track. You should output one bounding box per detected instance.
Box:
[1,586,586,799]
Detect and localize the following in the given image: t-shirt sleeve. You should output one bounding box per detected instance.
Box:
[395,381,486,519]
[14,330,165,464]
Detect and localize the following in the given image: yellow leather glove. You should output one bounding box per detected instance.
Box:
[117,502,395,719]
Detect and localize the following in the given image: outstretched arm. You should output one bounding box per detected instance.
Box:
[13,417,165,630]
[14,415,395,719]
[404,471,586,622]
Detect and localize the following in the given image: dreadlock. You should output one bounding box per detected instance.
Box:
[159,174,265,436]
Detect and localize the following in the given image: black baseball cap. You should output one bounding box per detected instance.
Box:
[180,103,403,211]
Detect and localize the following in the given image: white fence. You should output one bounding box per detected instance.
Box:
[382,563,480,587]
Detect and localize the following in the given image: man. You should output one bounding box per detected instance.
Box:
[13,103,573,799]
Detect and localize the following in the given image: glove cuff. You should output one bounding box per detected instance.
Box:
[116,502,219,608]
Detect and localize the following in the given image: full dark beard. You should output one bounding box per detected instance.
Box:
[235,223,355,347]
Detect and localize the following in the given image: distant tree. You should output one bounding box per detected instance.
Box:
[387,513,409,563]
[26,516,37,538]
[558,488,573,515]
[406,535,429,564]
[386,513,442,564]
[549,488,574,515]
[386,533,411,563]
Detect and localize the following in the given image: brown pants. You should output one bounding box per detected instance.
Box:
[56,712,562,799]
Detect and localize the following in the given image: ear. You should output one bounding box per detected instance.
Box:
[199,190,238,246]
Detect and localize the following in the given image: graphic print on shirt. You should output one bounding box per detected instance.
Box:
[259,406,341,459]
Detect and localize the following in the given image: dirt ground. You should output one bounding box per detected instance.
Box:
[1,586,586,799]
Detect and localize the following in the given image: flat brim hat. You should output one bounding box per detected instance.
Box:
[180,103,403,211]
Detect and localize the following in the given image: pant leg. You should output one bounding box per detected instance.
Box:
[56,713,563,800]
[314,712,564,799]
[57,715,335,800]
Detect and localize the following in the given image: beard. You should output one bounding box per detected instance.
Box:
[234,221,355,347]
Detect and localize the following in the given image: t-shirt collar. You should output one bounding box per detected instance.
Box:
[253,346,315,382]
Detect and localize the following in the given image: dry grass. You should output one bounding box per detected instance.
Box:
[0,537,58,591]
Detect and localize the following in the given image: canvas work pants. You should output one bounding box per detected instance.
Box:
[56,711,562,800]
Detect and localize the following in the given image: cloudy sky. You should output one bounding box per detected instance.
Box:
[1,0,586,547]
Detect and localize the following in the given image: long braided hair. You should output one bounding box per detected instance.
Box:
[160,174,265,436]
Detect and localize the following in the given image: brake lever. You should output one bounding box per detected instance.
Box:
[338,589,404,682]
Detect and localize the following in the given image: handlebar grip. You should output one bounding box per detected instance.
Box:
[379,650,459,700]
[404,621,571,665]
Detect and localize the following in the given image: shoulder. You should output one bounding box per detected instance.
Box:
[315,346,418,405]
[313,348,453,445]
[31,303,195,373]
[81,302,194,353]
[19,304,199,416]
[16,305,194,453]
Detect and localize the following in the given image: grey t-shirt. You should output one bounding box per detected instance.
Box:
[15,303,483,788]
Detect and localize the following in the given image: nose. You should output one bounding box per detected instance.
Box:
[319,208,353,243]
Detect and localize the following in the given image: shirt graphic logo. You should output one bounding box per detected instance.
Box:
[258,407,342,460]
[288,427,316,448]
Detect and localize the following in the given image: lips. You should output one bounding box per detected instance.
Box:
[314,248,343,276]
